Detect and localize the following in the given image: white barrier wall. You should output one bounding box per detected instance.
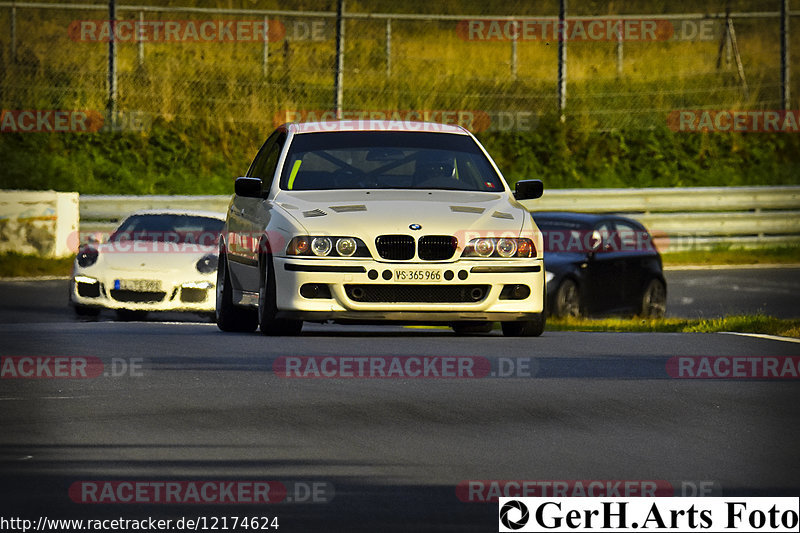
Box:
[0,190,80,258]
[2,187,798,256]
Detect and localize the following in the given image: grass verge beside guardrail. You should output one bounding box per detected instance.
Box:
[548,315,800,339]
[0,253,74,278]
[661,246,800,266]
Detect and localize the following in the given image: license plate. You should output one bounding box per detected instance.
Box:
[393,269,442,282]
[115,279,162,292]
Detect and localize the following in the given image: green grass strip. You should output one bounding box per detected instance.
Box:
[661,246,800,266]
[548,315,800,338]
[0,253,74,278]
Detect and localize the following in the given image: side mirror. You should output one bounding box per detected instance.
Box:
[514,179,544,200]
[588,230,603,254]
[235,177,263,198]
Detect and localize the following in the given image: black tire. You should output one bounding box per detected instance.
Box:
[73,305,100,317]
[115,309,148,321]
[451,321,494,335]
[215,249,259,332]
[639,279,667,318]
[501,313,546,337]
[259,255,303,336]
[553,278,581,318]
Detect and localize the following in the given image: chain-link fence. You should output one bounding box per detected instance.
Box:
[0,1,797,134]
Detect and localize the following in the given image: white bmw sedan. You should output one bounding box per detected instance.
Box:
[217,121,546,336]
[69,209,226,320]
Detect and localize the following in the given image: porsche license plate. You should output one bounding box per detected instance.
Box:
[393,269,442,282]
[115,279,162,292]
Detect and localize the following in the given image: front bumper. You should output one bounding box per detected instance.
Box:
[272,256,545,322]
[70,271,216,313]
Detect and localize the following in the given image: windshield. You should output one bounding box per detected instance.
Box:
[280,131,504,192]
[110,214,224,243]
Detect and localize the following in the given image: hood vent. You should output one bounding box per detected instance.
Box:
[450,206,485,214]
[491,211,514,220]
[302,209,327,218]
[329,204,367,213]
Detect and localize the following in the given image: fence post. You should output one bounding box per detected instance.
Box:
[511,20,517,80]
[268,15,269,76]
[10,1,16,63]
[557,0,567,121]
[385,18,391,77]
[334,0,344,118]
[137,11,144,66]
[616,20,623,77]
[781,0,790,109]
[107,0,118,128]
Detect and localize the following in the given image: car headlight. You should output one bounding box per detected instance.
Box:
[496,238,518,258]
[195,254,218,274]
[287,236,371,258]
[462,238,536,258]
[335,237,357,257]
[311,237,332,256]
[545,271,555,284]
[474,238,494,257]
[77,246,99,267]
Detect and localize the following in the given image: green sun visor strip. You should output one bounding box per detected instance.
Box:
[287,160,302,190]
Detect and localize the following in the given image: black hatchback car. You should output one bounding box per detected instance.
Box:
[532,212,667,318]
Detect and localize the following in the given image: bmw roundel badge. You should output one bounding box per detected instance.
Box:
[409,224,422,230]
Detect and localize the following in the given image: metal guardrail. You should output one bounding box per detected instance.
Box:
[520,186,800,213]
[79,186,800,251]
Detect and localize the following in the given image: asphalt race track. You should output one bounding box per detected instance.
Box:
[0,268,798,531]
[1,266,798,324]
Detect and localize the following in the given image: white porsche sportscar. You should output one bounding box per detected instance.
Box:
[69,209,226,320]
[217,120,546,336]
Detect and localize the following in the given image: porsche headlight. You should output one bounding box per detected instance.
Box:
[195,253,218,274]
[77,246,99,267]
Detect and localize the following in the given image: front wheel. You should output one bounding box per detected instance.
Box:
[639,279,666,318]
[553,278,581,318]
[501,313,546,337]
[259,255,303,336]
[215,250,259,332]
